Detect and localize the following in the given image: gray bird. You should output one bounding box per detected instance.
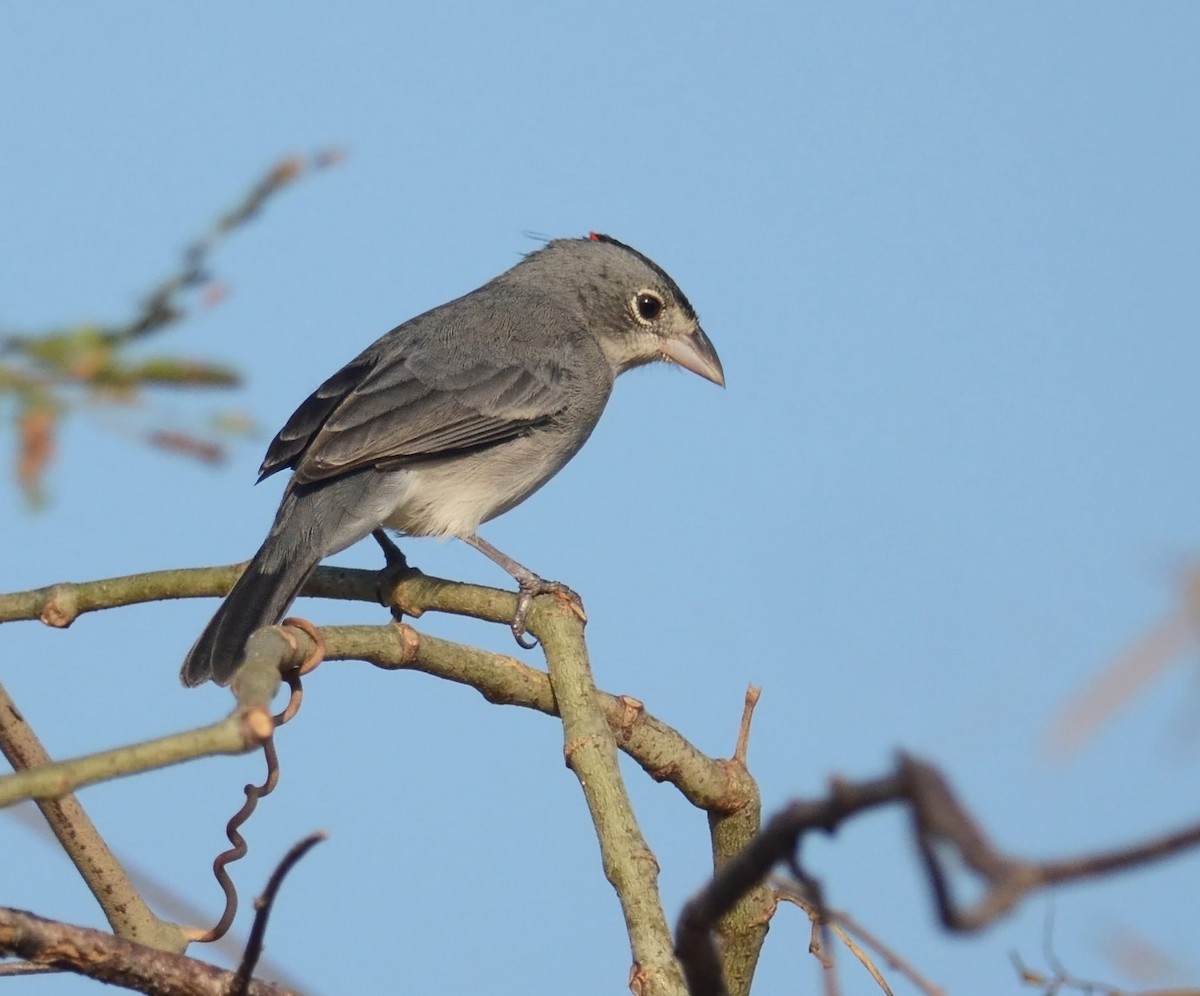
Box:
[180,233,723,686]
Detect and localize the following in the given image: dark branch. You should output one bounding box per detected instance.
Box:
[677,753,1200,996]
[230,832,327,996]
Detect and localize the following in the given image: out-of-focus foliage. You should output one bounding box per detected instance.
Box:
[0,149,345,506]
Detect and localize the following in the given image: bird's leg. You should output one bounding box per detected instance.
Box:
[371,528,412,619]
[371,528,409,570]
[461,533,585,648]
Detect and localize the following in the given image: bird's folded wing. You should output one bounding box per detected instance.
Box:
[259,353,566,484]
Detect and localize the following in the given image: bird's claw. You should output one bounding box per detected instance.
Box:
[510,577,584,648]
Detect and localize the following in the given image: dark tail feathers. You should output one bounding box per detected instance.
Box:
[180,470,410,686]
[179,536,319,687]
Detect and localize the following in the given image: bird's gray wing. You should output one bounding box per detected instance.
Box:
[259,348,569,485]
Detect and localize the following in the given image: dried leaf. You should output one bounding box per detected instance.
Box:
[17,403,57,505]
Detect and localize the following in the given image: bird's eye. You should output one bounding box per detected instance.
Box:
[634,291,664,323]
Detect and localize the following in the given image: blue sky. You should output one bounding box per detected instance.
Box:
[3,4,1199,994]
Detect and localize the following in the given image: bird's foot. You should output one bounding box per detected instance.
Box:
[371,529,419,620]
[511,576,586,649]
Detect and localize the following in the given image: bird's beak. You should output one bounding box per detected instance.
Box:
[660,325,725,387]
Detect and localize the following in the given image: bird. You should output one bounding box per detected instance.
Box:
[180,233,724,686]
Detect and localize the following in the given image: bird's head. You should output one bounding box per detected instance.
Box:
[523,233,725,387]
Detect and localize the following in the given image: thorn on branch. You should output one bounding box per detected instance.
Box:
[733,685,761,765]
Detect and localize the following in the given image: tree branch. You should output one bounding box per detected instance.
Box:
[0,906,300,996]
[676,753,1200,996]
[0,624,292,809]
[0,680,185,952]
[521,591,687,995]
[229,832,326,996]
[0,711,272,809]
[0,566,771,990]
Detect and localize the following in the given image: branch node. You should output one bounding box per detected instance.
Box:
[241,707,275,746]
[614,695,644,740]
[562,734,597,769]
[395,620,421,662]
[38,584,77,628]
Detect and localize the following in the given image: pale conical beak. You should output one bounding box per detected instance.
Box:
[660,325,725,387]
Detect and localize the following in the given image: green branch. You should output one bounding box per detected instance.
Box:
[0,680,185,952]
[0,565,770,992]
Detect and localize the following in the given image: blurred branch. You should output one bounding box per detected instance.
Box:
[675,755,1200,996]
[0,150,344,502]
[1012,910,1200,996]
[1045,565,1200,757]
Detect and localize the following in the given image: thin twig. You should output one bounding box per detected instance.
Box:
[733,685,761,765]
[832,908,944,996]
[828,922,889,995]
[776,879,945,996]
[0,710,273,809]
[0,962,59,977]
[6,802,305,988]
[229,832,327,996]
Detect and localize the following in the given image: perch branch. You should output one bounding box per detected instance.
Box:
[525,592,686,996]
[0,567,770,990]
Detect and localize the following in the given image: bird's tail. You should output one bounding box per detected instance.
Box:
[180,469,412,686]
[179,481,329,686]
[179,529,321,687]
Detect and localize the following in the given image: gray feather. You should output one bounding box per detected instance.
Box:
[181,470,411,685]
